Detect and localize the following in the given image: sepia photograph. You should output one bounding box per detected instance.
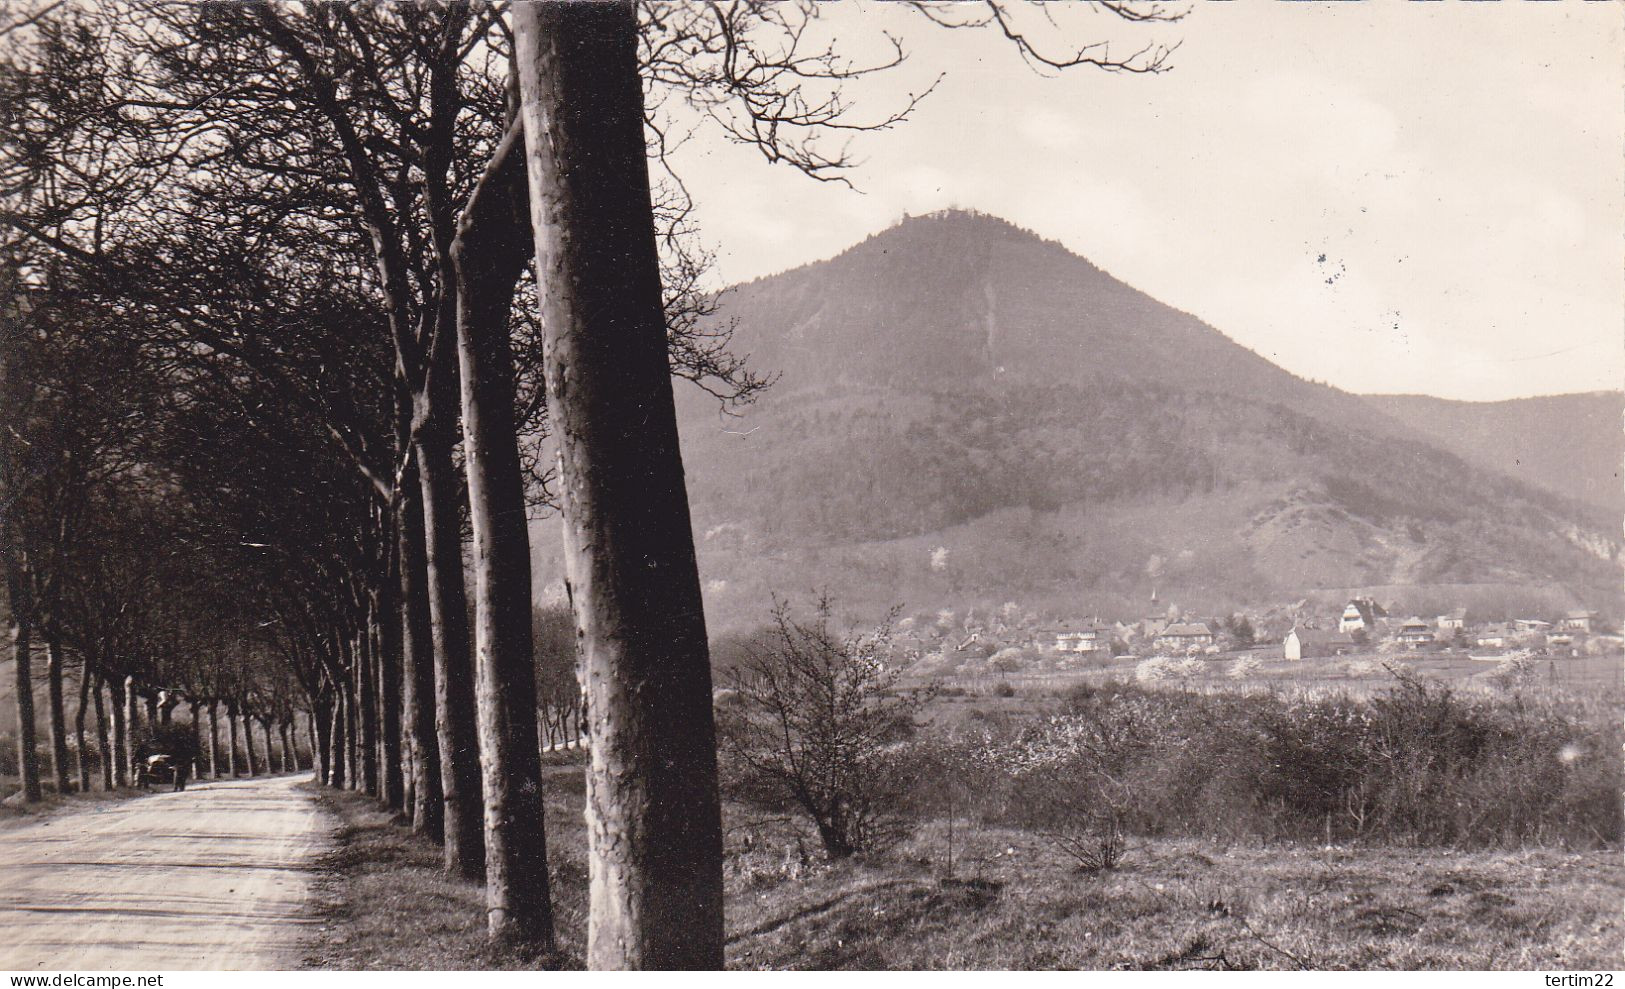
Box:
[0,0,1620,975]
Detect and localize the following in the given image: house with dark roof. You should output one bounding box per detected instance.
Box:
[1396,617,1434,649]
[1155,622,1214,652]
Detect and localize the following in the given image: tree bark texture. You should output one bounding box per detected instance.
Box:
[93,674,111,791]
[123,676,139,779]
[452,114,552,944]
[207,701,221,778]
[108,678,127,788]
[74,660,90,792]
[10,591,41,803]
[399,465,444,841]
[44,634,70,793]
[514,1,725,968]
[416,357,485,878]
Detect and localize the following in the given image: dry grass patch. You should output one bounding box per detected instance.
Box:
[300,767,589,970]
[299,757,1621,971]
[724,820,1625,970]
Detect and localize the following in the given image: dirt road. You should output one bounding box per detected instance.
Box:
[0,775,330,970]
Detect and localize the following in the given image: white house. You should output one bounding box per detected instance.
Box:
[1436,609,1467,631]
[1052,627,1107,653]
[1338,598,1385,634]
[1561,611,1598,633]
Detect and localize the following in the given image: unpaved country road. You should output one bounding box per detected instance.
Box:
[0,775,331,970]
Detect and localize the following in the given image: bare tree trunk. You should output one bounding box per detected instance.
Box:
[144,693,157,729]
[207,701,221,778]
[260,719,276,775]
[10,596,40,803]
[226,701,241,777]
[187,702,201,782]
[329,692,346,789]
[44,634,70,794]
[376,560,405,811]
[93,674,111,791]
[243,707,260,777]
[514,2,724,968]
[74,668,91,792]
[281,719,296,773]
[416,366,485,878]
[452,116,551,944]
[358,617,379,795]
[343,675,359,790]
[314,701,332,786]
[399,463,443,841]
[123,676,140,779]
[108,678,127,788]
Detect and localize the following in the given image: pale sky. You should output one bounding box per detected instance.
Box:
[664,0,1624,402]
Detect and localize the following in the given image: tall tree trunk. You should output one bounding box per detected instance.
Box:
[93,674,111,791]
[399,467,443,840]
[187,702,201,782]
[123,676,140,778]
[74,665,90,793]
[226,701,241,777]
[416,364,485,878]
[452,115,551,944]
[281,719,296,773]
[357,618,379,795]
[44,634,70,794]
[243,706,260,776]
[261,719,276,774]
[207,701,221,778]
[376,559,405,811]
[144,693,157,729]
[328,692,346,788]
[314,700,332,786]
[343,675,359,790]
[514,2,724,968]
[10,596,40,803]
[108,677,127,788]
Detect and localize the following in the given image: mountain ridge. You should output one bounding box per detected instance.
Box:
[537,211,1620,629]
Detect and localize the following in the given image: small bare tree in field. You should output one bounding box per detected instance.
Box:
[719,599,929,859]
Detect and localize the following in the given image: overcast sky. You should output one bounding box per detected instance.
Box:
[664,0,1622,402]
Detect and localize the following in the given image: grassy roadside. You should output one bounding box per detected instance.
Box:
[0,774,147,833]
[299,758,589,970]
[302,756,1623,970]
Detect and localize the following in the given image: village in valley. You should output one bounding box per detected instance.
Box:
[889,594,1620,691]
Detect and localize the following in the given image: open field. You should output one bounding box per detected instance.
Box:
[305,753,1624,971]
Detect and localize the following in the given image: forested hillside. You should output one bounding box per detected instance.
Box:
[1364,392,1622,514]
[533,211,1619,627]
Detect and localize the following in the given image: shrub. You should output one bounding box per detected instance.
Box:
[1486,652,1539,693]
[1228,656,1263,679]
[718,599,930,858]
[992,681,1016,698]
[1172,657,1207,680]
[1135,657,1176,682]
[928,675,1619,850]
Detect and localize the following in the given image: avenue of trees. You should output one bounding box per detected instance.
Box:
[0,0,1178,969]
